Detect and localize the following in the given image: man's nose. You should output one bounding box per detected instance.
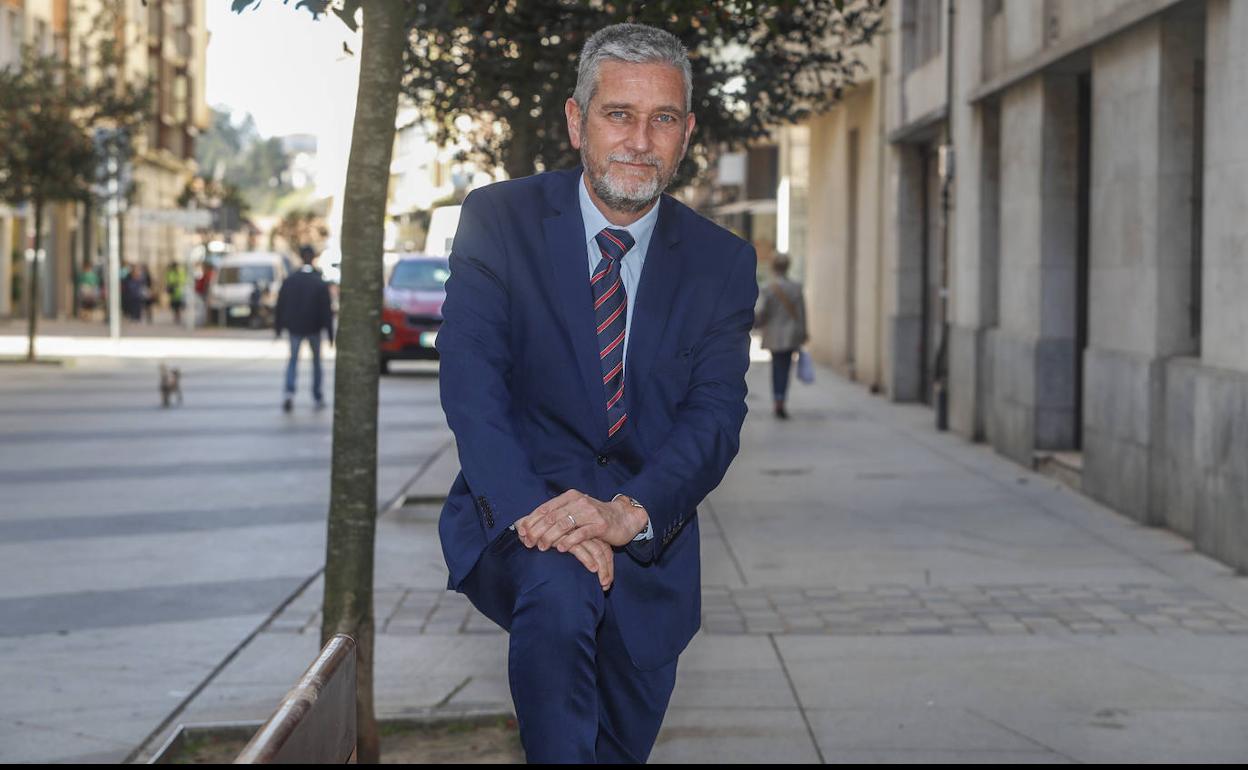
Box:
[624,118,653,154]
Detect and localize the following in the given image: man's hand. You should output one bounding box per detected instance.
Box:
[515,489,647,550]
[563,536,615,591]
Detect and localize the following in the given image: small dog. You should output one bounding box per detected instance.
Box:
[159,363,183,408]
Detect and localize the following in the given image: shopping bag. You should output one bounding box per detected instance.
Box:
[797,349,815,384]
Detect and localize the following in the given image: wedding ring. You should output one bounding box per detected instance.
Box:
[567,513,576,528]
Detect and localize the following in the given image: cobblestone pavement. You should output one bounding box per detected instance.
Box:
[268,581,1248,639]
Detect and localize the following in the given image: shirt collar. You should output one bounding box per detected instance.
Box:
[578,171,660,255]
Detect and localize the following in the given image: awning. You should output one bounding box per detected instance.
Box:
[711,199,777,217]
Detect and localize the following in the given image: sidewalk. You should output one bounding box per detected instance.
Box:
[148,360,1248,762]
[0,311,331,361]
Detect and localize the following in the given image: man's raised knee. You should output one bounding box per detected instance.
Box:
[514,551,605,632]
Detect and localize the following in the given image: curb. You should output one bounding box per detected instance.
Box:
[146,711,516,764]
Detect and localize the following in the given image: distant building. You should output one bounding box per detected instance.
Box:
[0,0,70,321]
[0,0,208,322]
[385,103,499,252]
[110,0,210,296]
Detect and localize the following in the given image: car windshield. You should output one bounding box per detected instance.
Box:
[218,265,275,284]
[389,259,450,291]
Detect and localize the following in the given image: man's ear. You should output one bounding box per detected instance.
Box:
[566,97,583,150]
[682,111,696,155]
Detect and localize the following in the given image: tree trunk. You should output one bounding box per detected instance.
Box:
[322,1,405,764]
[26,199,43,362]
[504,120,533,181]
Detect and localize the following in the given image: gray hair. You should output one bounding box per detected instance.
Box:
[573,23,692,114]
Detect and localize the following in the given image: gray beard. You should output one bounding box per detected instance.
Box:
[582,148,672,213]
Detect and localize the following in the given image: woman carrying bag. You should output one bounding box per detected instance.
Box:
[754,253,810,420]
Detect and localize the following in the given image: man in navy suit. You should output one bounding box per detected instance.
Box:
[436,22,757,763]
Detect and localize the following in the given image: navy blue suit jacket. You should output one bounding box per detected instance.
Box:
[436,167,757,671]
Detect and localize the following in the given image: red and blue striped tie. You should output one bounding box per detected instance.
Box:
[592,227,634,437]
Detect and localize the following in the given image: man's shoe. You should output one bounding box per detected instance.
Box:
[774,402,789,420]
[314,398,326,410]
[282,397,293,413]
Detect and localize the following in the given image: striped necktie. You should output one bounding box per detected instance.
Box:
[592,227,634,437]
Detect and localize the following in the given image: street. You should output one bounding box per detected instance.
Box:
[0,349,449,762]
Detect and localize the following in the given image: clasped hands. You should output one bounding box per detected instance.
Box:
[513,489,648,591]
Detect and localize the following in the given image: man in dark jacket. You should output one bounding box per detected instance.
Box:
[275,245,334,412]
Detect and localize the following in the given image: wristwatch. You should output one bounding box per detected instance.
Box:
[613,494,652,541]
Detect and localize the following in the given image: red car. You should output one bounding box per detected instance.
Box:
[379,254,450,373]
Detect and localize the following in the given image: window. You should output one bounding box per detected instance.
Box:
[388,259,451,291]
[903,0,943,72]
[219,265,276,285]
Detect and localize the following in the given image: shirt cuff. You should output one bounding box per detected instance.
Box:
[633,514,654,541]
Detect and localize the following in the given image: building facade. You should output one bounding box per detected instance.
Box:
[0,0,65,321]
[795,0,1248,571]
[0,0,207,322]
[112,0,209,307]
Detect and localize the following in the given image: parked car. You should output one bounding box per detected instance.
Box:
[379,253,449,373]
[207,251,288,327]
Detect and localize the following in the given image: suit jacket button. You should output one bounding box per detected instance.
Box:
[596,455,610,466]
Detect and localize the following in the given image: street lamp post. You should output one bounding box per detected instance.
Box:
[107,153,121,344]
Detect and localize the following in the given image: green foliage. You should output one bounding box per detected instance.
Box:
[397,0,887,179]
[178,173,251,234]
[194,106,296,214]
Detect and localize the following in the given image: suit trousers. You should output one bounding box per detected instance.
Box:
[458,527,679,763]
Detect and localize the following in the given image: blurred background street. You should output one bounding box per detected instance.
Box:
[0,347,444,761]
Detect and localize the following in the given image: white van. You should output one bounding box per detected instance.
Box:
[207,251,289,326]
[423,205,461,256]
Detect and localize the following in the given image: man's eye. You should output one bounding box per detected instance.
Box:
[609,111,628,120]
[655,114,676,123]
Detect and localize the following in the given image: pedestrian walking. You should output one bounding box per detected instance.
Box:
[165,262,187,325]
[274,245,334,412]
[77,265,101,320]
[436,23,756,763]
[121,263,144,321]
[754,253,809,419]
[135,264,155,324]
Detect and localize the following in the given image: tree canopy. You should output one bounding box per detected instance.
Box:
[399,0,886,179]
[194,106,298,212]
[233,0,885,181]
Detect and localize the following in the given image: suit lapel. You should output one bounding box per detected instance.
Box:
[541,170,610,441]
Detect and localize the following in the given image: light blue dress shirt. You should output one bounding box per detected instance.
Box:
[578,171,660,368]
[509,173,657,542]
[579,172,658,542]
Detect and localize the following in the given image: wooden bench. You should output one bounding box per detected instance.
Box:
[234,634,358,764]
